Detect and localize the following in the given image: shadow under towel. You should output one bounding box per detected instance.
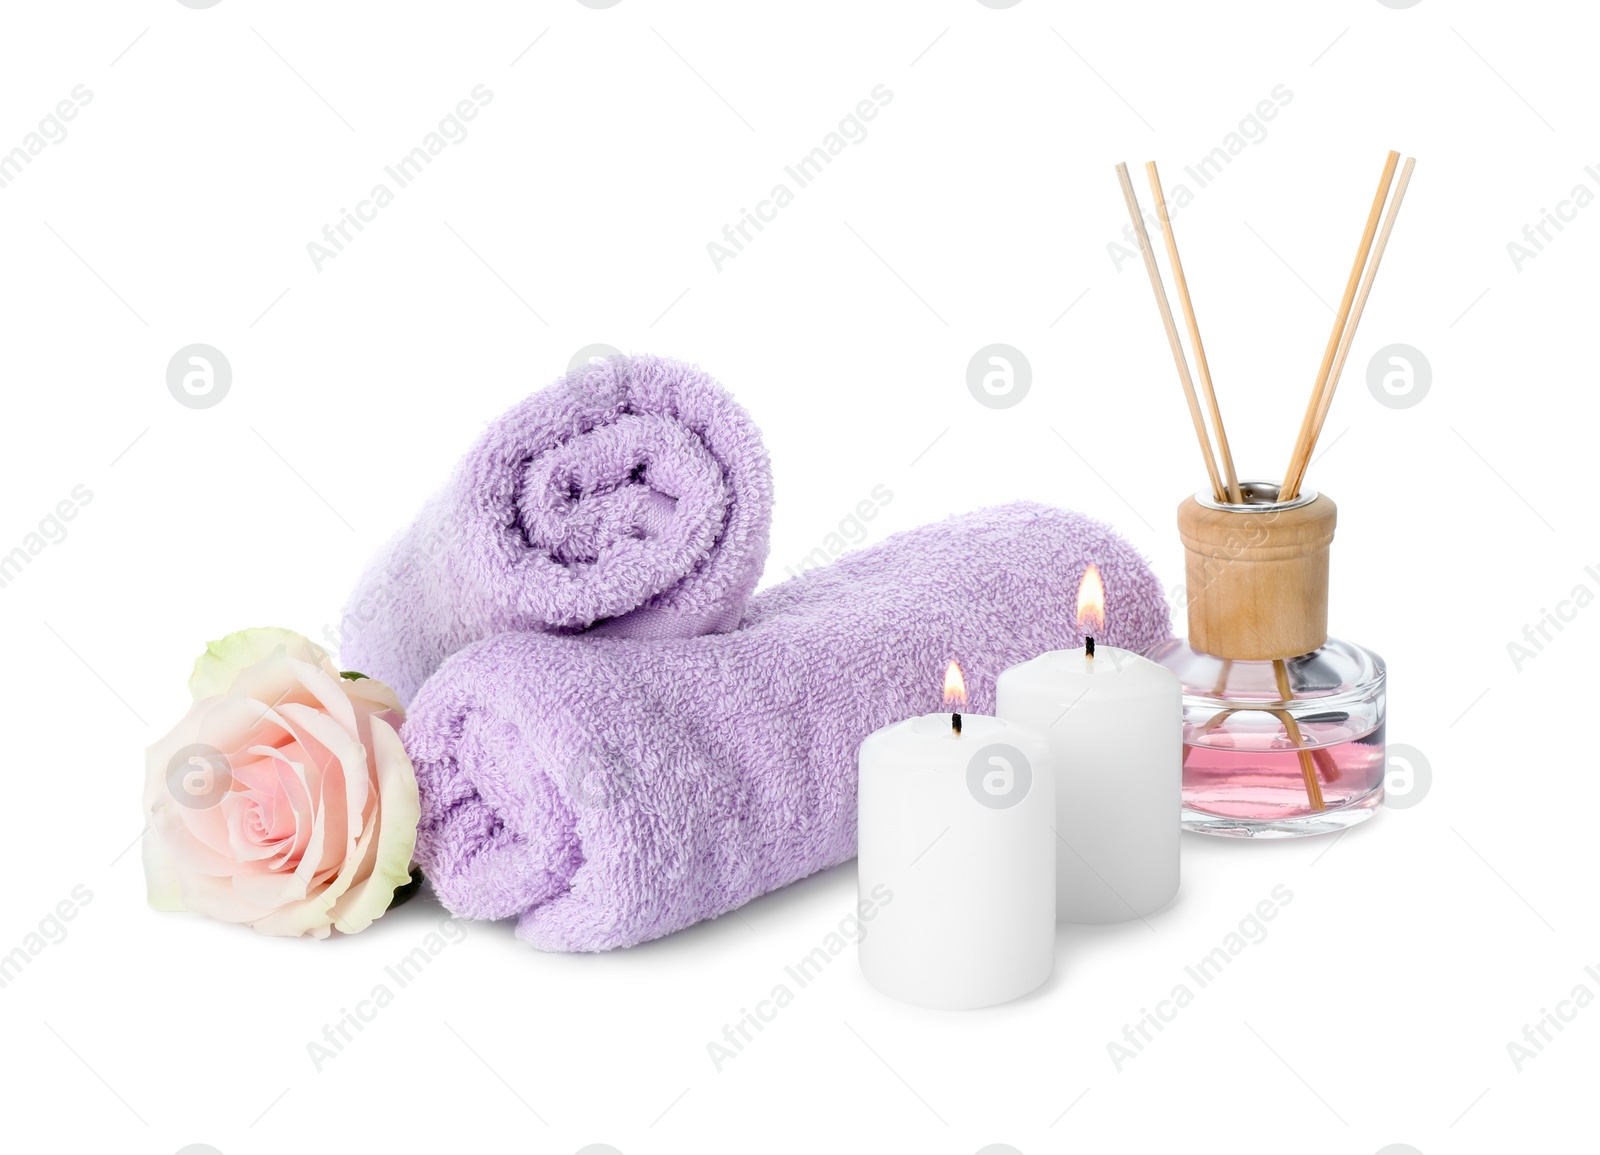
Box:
[402,501,1172,952]
[340,354,773,703]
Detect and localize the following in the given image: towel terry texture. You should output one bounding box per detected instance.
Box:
[402,501,1171,952]
[340,355,773,703]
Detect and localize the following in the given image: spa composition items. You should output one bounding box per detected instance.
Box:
[140,203,1405,1014]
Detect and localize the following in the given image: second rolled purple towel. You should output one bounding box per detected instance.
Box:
[341,355,773,703]
[402,501,1172,952]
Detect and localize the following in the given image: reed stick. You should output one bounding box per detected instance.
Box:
[1114,161,1225,501]
[1147,161,1242,505]
[1272,659,1324,810]
[1284,157,1416,499]
[1280,150,1400,500]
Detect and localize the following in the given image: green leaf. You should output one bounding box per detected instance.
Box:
[389,867,425,909]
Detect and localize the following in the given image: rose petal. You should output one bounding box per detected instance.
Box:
[285,656,360,742]
[247,892,339,938]
[266,750,316,869]
[328,717,420,933]
[175,871,279,927]
[342,675,403,717]
[275,702,371,871]
[142,829,187,912]
[149,803,248,877]
[188,627,327,702]
[143,694,274,813]
[230,854,313,910]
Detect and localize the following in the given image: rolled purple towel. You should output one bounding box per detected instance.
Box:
[403,501,1172,951]
[341,354,772,703]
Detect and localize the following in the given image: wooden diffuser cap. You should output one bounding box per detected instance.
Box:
[1177,482,1337,661]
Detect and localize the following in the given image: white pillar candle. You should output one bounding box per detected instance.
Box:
[857,710,1055,1010]
[997,644,1181,923]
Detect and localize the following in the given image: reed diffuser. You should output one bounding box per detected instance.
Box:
[1116,151,1414,837]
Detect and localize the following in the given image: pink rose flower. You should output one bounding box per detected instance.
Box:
[143,627,420,938]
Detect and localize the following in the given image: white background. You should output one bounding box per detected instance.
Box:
[0,2,1594,1153]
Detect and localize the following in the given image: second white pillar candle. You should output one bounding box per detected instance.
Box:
[997,646,1181,923]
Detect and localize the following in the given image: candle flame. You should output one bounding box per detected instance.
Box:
[942,660,967,709]
[1077,564,1105,635]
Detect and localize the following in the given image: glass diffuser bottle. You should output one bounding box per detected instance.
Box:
[1147,481,1386,837]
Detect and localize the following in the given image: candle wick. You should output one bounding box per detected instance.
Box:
[1086,636,1096,659]
[951,712,962,737]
